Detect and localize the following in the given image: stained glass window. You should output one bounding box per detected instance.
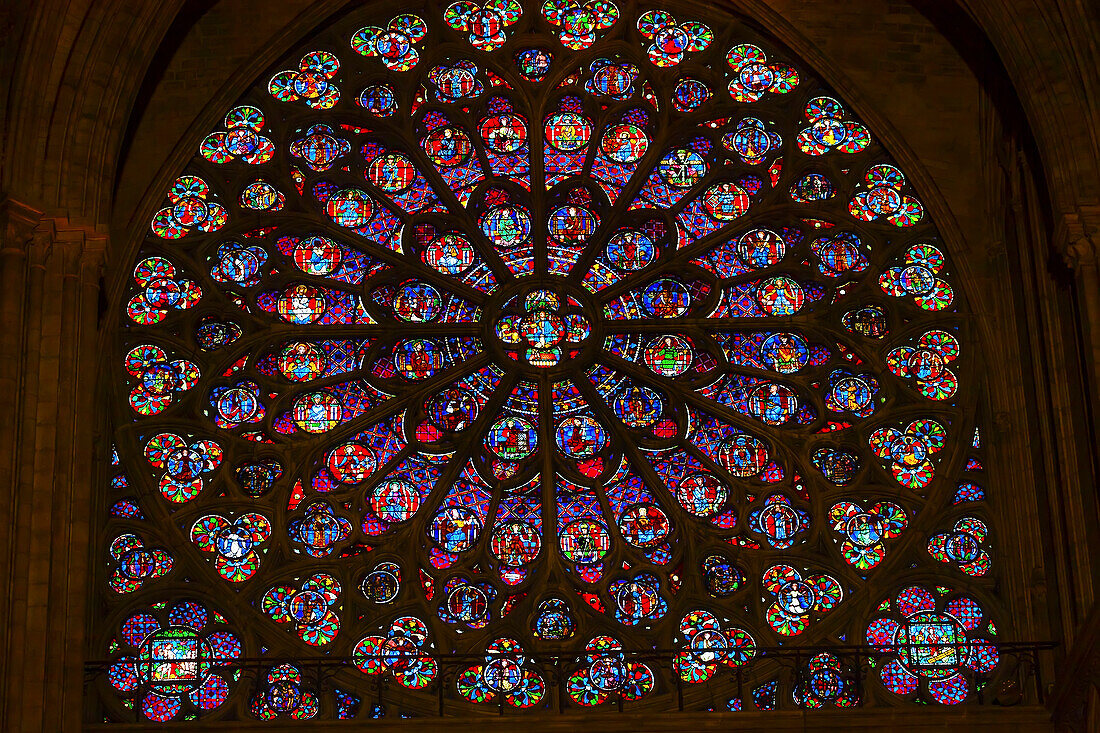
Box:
[100,1,998,720]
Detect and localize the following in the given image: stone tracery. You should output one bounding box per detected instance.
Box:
[101,0,999,720]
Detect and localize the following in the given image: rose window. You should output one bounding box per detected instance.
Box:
[101,0,999,720]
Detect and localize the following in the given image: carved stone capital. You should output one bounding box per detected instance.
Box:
[28,220,54,269]
[1055,209,1100,269]
[30,216,108,279]
[1064,236,1098,269]
[0,196,44,254]
[79,236,107,282]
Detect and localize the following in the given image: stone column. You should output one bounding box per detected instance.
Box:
[0,196,44,731]
[1053,213,1100,617]
[0,195,105,732]
[1059,216,1100,422]
[1050,211,1100,732]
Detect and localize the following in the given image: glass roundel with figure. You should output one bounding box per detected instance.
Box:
[105,0,997,720]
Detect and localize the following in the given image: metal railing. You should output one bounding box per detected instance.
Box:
[85,640,1058,720]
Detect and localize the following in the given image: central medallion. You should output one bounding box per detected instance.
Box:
[492,287,591,369]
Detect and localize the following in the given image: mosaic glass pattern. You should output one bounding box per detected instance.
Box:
[103,0,994,719]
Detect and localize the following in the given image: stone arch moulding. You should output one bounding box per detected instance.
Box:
[85,0,1067,729]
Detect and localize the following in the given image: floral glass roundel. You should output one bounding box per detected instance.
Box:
[108,0,991,719]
